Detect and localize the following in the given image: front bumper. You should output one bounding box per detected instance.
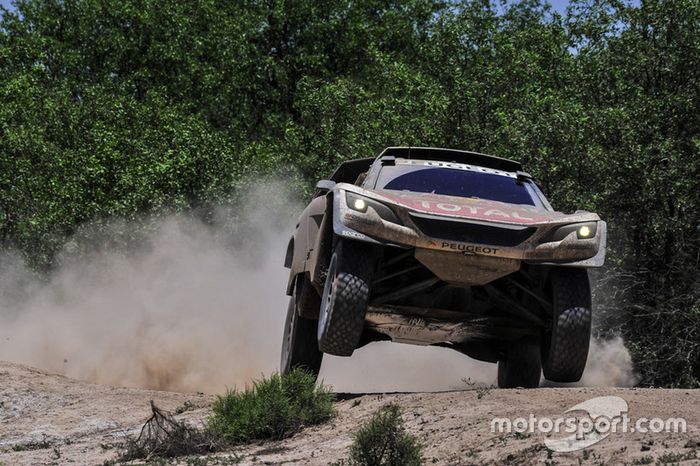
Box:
[332,185,606,268]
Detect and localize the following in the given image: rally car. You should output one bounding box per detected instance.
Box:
[281,147,606,388]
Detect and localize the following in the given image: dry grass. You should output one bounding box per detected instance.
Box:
[118,401,225,461]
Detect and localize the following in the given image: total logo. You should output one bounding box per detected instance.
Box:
[418,200,535,221]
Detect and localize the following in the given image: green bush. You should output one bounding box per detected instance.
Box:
[208,369,335,443]
[347,405,422,466]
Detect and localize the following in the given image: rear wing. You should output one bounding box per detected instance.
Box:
[378,147,522,173]
[329,157,375,183]
[326,147,523,185]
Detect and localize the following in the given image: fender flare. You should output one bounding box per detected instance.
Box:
[284,237,294,269]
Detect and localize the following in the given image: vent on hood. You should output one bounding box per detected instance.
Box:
[409,213,536,247]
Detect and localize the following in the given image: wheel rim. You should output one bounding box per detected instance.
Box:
[318,254,337,343]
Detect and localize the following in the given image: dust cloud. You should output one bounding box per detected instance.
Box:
[578,337,638,387]
[0,182,636,393]
[0,182,296,394]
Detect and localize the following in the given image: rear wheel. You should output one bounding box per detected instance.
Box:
[281,279,323,378]
[317,240,373,356]
[541,268,592,383]
[497,338,542,388]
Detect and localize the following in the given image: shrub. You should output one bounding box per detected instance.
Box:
[347,405,422,466]
[208,369,335,443]
[118,401,225,461]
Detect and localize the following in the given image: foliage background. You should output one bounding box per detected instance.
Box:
[0,0,698,387]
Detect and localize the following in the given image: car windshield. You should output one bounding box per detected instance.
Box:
[375,165,536,206]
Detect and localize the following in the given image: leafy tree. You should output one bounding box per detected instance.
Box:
[0,0,698,385]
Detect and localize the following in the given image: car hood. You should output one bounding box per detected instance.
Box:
[363,189,584,226]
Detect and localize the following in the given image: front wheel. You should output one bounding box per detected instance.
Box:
[317,240,373,356]
[541,268,592,383]
[281,280,323,378]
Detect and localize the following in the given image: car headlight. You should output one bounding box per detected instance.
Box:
[549,222,598,241]
[352,197,367,212]
[345,192,400,224]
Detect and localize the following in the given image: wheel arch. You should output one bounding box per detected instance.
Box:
[284,237,294,269]
[285,237,297,295]
[309,192,336,291]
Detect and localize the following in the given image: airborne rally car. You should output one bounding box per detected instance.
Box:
[281,147,606,388]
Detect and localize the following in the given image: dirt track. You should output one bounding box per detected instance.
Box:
[1,361,698,465]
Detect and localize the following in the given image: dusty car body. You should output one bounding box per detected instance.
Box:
[281,147,606,388]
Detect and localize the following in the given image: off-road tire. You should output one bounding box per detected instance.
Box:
[281,280,323,378]
[542,268,592,383]
[317,240,373,356]
[497,338,542,388]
